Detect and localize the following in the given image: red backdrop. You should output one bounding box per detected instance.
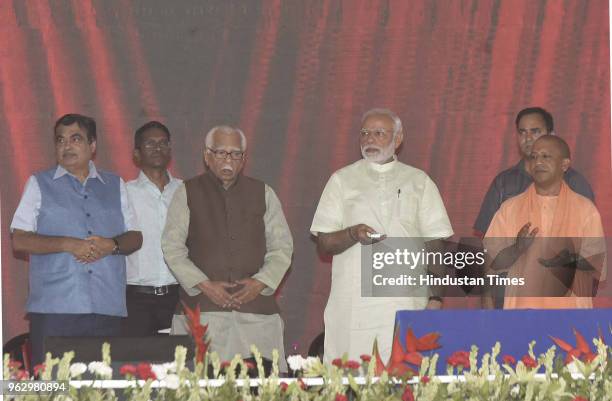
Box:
[1,0,610,353]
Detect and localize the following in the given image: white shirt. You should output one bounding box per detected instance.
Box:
[310,158,453,362]
[11,161,136,232]
[126,171,182,286]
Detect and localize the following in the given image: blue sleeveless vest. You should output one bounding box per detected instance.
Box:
[28,166,127,316]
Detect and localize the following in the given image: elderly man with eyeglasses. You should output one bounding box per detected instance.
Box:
[162,125,293,371]
[310,108,453,363]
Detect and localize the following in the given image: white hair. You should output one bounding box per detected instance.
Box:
[361,108,403,136]
[204,125,247,151]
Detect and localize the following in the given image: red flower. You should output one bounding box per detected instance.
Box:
[331,358,343,368]
[402,385,415,401]
[33,363,45,376]
[8,360,22,369]
[573,397,588,401]
[244,360,256,370]
[360,354,372,362]
[16,369,30,380]
[335,394,347,401]
[182,302,210,364]
[521,355,537,369]
[298,379,306,389]
[136,363,156,381]
[221,361,231,369]
[550,328,603,366]
[447,351,470,369]
[502,355,516,366]
[279,382,288,392]
[371,326,440,378]
[120,364,138,376]
[420,375,430,384]
[582,353,597,363]
[344,360,361,370]
[565,349,581,365]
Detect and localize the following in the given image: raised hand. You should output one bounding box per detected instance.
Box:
[515,222,538,255]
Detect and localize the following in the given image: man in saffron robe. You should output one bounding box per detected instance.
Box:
[484,135,605,309]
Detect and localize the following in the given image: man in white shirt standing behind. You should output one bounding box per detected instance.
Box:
[122,121,183,336]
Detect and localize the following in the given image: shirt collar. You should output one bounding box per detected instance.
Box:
[53,160,105,184]
[136,170,177,186]
[365,155,398,173]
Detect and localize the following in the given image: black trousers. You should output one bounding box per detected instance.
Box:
[120,286,179,336]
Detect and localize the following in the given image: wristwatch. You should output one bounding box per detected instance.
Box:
[111,238,120,255]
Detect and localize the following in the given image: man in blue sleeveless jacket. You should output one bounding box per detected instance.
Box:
[11,114,142,366]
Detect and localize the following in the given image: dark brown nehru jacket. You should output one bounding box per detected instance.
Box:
[179,171,279,314]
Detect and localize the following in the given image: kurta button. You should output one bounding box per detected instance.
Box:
[230,235,236,240]
[88,230,92,235]
[88,270,92,274]
[86,213,91,217]
[84,195,88,199]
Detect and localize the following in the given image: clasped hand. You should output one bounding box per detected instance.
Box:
[198,278,266,310]
[70,236,115,264]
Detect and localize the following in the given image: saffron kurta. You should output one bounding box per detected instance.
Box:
[311,158,453,362]
[485,182,605,309]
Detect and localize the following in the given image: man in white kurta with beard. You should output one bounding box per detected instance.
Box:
[310,108,454,363]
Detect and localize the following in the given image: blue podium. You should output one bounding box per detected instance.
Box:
[394,309,611,373]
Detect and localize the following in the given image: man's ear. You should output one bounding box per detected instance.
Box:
[561,158,571,173]
[90,140,97,154]
[394,131,404,149]
[133,148,141,166]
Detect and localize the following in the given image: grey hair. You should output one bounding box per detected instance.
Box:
[204,125,247,152]
[361,108,403,136]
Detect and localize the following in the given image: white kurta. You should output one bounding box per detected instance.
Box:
[310,158,453,362]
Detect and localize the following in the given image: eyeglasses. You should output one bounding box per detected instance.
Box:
[360,128,393,139]
[141,140,171,151]
[207,148,244,160]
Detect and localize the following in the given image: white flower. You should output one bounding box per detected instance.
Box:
[287,355,306,371]
[303,357,319,370]
[151,364,168,380]
[88,361,112,377]
[69,363,87,378]
[164,374,180,390]
[510,384,520,397]
[566,361,579,375]
[163,362,177,372]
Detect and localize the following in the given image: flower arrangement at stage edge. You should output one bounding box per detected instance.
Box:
[372,325,441,377]
[2,334,611,401]
[182,301,210,364]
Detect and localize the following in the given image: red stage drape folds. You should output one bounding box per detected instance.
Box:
[1,1,610,354]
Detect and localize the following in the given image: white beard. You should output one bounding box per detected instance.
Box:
[361,139,396,164]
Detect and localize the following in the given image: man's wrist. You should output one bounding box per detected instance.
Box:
[111,237,120,255]
[347,226,358,242]
[63,237,77,254]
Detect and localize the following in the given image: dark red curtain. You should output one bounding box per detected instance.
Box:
[1,0,610,353]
